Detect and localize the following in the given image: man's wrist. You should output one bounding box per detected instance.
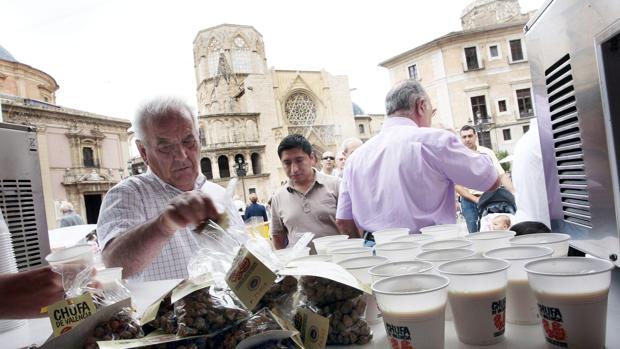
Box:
[155,214,177,237]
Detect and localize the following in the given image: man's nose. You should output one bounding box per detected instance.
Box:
[171,144,189,159]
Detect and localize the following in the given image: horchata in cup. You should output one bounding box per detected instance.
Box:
[465,230,516,255]
[419,224,463,240]
[372,273,450,349]
[438,258,510,345]
[338,256,389,324]
[484,246,553,325]
[391,234,434,243]
[368,260,434,283]
[311,234,348,255]
[326,238,365,253]
[509,233,570,257]
[416,248,476,321]
[524,257,614,349]
[330,246,373,263]
[372,228,409,244]
[374,241,421,262]
[421,239,473,251]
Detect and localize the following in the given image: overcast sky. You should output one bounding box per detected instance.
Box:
[1,0,544,120]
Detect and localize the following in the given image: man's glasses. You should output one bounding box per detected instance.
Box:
[322,156,335,160]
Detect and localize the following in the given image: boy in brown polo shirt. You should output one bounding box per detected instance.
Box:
[270,134,348,251]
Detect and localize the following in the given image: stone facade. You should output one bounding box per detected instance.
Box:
[0,46,130,227]
[461,0,529,30]
[193,24,357,202]
[379,0,535,154]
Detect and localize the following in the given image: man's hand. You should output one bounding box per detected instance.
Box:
[0,266,65,319]
[158,191,220,235]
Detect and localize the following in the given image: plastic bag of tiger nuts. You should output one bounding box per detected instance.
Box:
[82,307,144,349]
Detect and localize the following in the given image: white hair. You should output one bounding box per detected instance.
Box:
[340,137,363,155]
[60,201,74,213]
[385,79,428,116]
[133,96,196,141]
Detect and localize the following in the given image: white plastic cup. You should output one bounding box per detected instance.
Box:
[372,228,409,245]
[525,257,614,349]
[312,235,348,255]
[465,230,516,255]
[416,248,476,270]
[372,273,450,349]
[419,224,463,240]
[416,248,476,321]
[391,234,434,243]
[421,239,473,251]
[326,238,365,253]
[368,260,434,283]
[484,246,554,325]
[45,244,95,266]
[375,241,420,262]
[287,254,332,267]
[509,233,570,257]
[338,256,389,325]
[438,258,510,346]
[330,247,373,263]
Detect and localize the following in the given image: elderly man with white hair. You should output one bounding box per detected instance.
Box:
[336,79,500,244]
[59,201,85,227]
[97,97,243,281]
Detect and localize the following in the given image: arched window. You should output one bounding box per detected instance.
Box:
[83,147,95,167]
[201,158,213,179]
[358,124,365,134]
[231,36,252,73]
[251,153,261,175]
[207,38,223,78]
[285,92,317,125]
[218,155,230,178]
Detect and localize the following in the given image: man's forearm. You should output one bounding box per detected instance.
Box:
[500,174,516,193]
[455,185,478,202]
[272,234,287,250]
[336,219,362,238]
[102,215,173,278]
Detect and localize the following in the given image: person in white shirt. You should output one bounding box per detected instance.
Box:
[511,119,551,227]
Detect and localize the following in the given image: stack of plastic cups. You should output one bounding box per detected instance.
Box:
[312,235,348,255]
[465,230,516,256]
[421,239,473,251]
[525,257,614,348]
[338,256,389,324]
[438,258,510,346]
[330,247,373,263]
[420,224,463,240]
[375,241,420,262]
[509,233,570,256]
[372,274,450,349]
[372,228,409,245]
[0,221,26,332]
[391,234,434,243]
[483,246,553,325]
[368,260,434,283]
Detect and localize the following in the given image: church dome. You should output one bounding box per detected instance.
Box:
[352,102,365,116]
[0,45,18,63]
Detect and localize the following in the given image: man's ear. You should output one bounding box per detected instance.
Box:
[136,140,149,166]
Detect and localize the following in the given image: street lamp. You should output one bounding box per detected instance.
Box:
[468,110,493,149]
[234,157,248,204]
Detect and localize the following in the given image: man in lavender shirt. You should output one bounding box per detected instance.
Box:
[336,79,500,241]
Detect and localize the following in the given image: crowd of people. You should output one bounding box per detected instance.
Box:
[0,78,551,319]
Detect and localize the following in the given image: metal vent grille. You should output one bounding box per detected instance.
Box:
[0,179,43,269]
[545,53,592,228]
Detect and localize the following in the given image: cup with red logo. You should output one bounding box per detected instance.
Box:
[437,258,510,345]
[524,257,614,349]
[372,273,450,349]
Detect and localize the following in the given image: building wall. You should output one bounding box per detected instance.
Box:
[381,21,534,154]
[194,24,357,203]
[0,60,58,103]
[2,100,130,227]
